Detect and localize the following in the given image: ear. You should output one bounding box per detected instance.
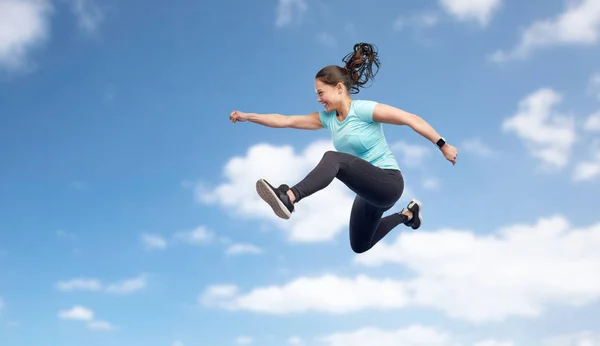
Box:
[336,82,344,94]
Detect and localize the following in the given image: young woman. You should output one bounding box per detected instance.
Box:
[229,42,458,253]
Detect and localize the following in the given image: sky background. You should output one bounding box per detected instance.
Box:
[1,0,600,345]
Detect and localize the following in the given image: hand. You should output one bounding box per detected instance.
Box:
[230,110,249,123]
[441,144,458,165]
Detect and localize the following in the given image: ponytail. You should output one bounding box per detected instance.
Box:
[315,42,381,95]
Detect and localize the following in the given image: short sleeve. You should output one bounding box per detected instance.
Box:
[353,100,378,122]
[319,110,332,130]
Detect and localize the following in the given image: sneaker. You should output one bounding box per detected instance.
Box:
[255,178,295,219]
[402,199,422,230]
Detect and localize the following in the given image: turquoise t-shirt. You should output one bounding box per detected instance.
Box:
[319,99,400,171]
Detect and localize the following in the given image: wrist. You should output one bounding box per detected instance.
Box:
[435,137,446,149]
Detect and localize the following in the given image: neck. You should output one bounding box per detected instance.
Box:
[336,97,353,119]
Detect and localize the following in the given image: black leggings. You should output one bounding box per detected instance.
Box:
[290,151,407,253]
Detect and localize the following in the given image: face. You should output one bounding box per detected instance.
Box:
[314,79,344,112]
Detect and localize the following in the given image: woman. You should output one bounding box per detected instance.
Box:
[229,42,458,254]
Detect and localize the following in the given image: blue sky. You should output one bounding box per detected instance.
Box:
[1,0,600,345]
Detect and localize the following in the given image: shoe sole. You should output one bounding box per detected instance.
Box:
[256,179,291,220]
[408,199,423,229]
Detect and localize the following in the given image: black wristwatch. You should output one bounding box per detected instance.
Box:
[436,137,446,149]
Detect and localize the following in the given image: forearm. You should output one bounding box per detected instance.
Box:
[246,113,287,128]
[408,114,442,145]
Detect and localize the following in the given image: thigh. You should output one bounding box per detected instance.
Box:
[337,153,404,208]
[349,196,387,253]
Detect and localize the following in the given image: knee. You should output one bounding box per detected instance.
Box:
[350,240,370,254]
[322,150,338,161]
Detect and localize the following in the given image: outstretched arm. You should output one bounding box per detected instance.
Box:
[372,103,458,165]
[230,111,323,130]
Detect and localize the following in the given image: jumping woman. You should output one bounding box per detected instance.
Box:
[229,42,458,254]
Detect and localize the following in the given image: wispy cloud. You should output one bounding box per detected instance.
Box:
[490,0,600,63]
[56,275,147,294]
[66,0,103,34]
[275,0,307,27]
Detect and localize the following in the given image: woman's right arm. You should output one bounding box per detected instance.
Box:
[231,111,323,130]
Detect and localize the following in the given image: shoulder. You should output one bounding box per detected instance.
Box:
[318,110,335,129]
[352,99,379,122]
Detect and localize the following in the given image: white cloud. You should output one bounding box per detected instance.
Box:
[460,138,493,157]
[318,324,457,346]
[171,341,184,346]
[142,233,168,250]
[502,88,576,169]
[275,0,307,27]
[86,320,114,331]
[490,0,600,62]
[438,0,502,26]
[584,111,600,132]
[473,341,514,346]
[104,275,147,294]
[226,243,263,256]
[391,141,432,168]
[58,305,115,331]
[197,140,367,243]
[0,0,52,71]
[572,143,600,181]
[235,336,253,345]
[67,0,103,34]
[543,331,600,346]
[356,214,600,322]
[202,215,600,323]
[56,275,147,294]
[58,305,94,321]
[174,226,214,245]
[200,274,410,314]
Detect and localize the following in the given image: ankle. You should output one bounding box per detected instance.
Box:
[287,189,296,204]
[401,209,413,221]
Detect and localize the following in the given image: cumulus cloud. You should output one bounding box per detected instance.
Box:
[438,0,502,26]
[490,0,600,62]
[56,275,147,294]
[502,88,576,169]
[0,0,52,71]
[58,305,94,321]
[197,140,364,242]
[543,331,600,346]
[201,215,600,323]
[200,274,410,314]
[318,325,457,346]
[58,305,115,331]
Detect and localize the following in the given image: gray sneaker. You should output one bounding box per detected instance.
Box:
[256,179,295,219]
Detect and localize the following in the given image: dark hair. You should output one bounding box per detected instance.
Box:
[315,42,381,94]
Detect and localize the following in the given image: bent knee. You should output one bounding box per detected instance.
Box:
[350,241,370,254]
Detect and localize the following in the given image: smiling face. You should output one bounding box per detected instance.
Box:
[314,78,346,112]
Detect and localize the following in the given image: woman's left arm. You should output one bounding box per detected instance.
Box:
[372,103,458,165]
